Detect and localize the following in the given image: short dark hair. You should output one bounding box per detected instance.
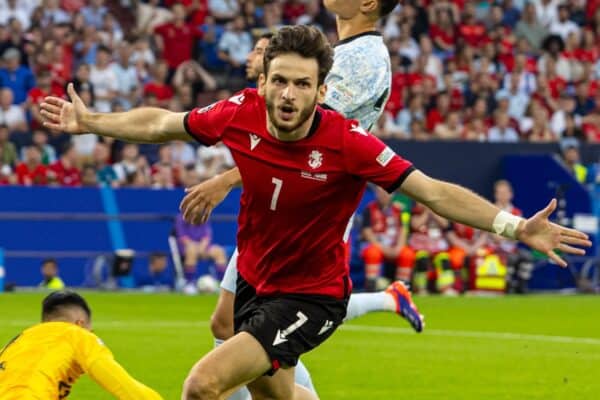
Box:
[42,290,91,321]
[41,258,57,267]
[379,0,398,17]
[263,25,333,85]
[259,32,274,41]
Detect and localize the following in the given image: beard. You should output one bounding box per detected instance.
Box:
[265,94,318,136]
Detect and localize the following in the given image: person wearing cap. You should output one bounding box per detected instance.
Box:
[0,290,163,399]
[0,47,35,105]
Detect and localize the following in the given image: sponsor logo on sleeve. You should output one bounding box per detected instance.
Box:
[376,146,396,167]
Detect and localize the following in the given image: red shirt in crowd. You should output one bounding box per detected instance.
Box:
[49,160,81,186]
[154,22,202,69]
[15,163,49,186]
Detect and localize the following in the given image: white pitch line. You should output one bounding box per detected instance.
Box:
[3,319,600,346]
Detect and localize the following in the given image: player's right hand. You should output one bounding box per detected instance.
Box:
[180,173,233,225]
[41,83,89,134]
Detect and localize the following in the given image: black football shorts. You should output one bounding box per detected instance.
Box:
[234,274,348,374]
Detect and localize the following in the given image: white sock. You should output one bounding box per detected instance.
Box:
[214,337,252,400]
[344,292,396,322]
[295,359,317,394]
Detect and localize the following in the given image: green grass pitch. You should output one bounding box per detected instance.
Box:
[1,292,599,399]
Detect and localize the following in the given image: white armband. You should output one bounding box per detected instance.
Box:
[492,211,524,239]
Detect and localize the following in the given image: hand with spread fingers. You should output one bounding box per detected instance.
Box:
[40,83,89,134]
[180,171,237,225]
[516,199,592,267]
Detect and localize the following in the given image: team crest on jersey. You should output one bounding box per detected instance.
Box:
[196,102,216,114]
[308,150,323,169]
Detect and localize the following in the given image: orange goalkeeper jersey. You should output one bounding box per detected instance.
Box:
[0,321,162,399]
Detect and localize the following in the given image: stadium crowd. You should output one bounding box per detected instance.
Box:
[1,0,600,189]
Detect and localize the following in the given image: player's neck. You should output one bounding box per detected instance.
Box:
[267,111,318,142]
[336,16,377,41]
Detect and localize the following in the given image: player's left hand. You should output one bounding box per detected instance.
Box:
[516,199,591,267]
[180,173,233,225]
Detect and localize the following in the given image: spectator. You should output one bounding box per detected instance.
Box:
[39,258,65,290]
[197,15,227,72]
[136,252,172,291]
[534,0,560,29]
[488,110,520,142]
[0,123,17,167]
[218,15,253,79]
[89,45,118,113]
[195,142,233,181]
[360,185,411,291]
[49,142,81,187]
[42,0,71,26]
[143,60,174,108]
[559,141,588,182]
[550,4,580,41]
[81,0,107,30]
[0,47,35,105]
[429,8,457,55]
[21,129,57,165]
[153,3,202,74]
[0,0,30,30]
[396,95,425,136]
[0,87,27,132]
[169,140,195,167]
[136,0,173,36]
[407,203,452,294]
[561,113,586,142]
[174,212,227,287]
[550,93,577,136]
[111,41,139,110]
[27,69,66,130]
[80,164,98,187]
[15,146,48,186]
[208,0,239,24]
[92,142,118,187]
[112,143,140,185]
[434,111,463,140]
[171,59,217,104]
[515,2,549,51]
[526,106,555,141]
[98,13,123,48]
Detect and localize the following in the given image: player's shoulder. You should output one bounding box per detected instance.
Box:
[335,32,389,61]
[319,108,367,135]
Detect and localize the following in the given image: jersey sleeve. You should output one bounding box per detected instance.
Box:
[73,329,163,400]
[343,123,415,193]
[71,328,114,372]
[183,98,237,146]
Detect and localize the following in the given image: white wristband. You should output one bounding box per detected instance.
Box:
[492,211,524,239]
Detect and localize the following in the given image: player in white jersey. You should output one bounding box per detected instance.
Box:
[180,1,417,399]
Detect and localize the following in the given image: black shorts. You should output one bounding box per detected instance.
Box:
[234,275,348,374]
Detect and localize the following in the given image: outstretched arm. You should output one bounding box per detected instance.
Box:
[179,167,242,224]
[400,170,591,266]
[87,356,163,400]
[41,83,190,143]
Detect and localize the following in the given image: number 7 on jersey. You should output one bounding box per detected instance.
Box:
[270,177,283,211]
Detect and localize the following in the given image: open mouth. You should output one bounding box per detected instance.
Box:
[278,105,296,121]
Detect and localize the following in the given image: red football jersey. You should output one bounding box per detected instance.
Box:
[185,89,414,298]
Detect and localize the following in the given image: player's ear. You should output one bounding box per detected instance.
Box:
[317,83,327,104]
[360,0,378,14]
[258,73,266,96]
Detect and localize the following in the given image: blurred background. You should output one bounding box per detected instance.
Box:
[0,0,599,295]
